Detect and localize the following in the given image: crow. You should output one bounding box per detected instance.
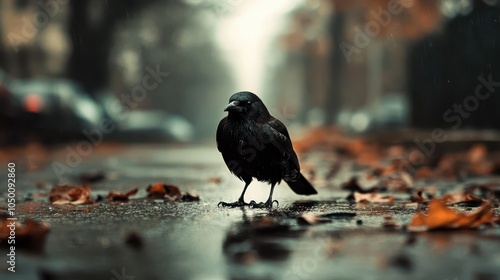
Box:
[216,91,317,208]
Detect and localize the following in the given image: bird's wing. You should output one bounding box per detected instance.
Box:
[216,117,227,152]
[264,117,300,170]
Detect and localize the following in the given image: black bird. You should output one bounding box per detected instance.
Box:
[216,91,317,208]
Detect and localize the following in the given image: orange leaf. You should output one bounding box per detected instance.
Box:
[106,188,138,201]
[408,199,495,231]
[50,185,92,205]
[147,183,182,199]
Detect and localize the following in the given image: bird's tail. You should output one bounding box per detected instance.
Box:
[285,173,317,195]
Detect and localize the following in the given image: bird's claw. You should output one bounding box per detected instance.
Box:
[272,200,279,207]
[249,200,279,209]
[218,200,248,208]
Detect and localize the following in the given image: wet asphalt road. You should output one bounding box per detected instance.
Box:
[0,143,500,280]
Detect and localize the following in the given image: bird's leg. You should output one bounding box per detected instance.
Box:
[250,183,279,209]
[218,182,251,207]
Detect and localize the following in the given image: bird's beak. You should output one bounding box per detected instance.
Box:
[224,100,242,112]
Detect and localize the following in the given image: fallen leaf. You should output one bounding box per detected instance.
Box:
[49,185,92,205]
[465,182,500,201]
[297,214,330,225]
[147,183,181,199]
[411,188,433,204]
[106,188,138,202]
[342,177,379,193]
[181,192,200,202]
[379,172,413,192]
[354,192,394,204]
[146,183,200,202]
[0,217,49,252]
[442,192,484,207]
[408,199,496,231]
[342,177,363,192]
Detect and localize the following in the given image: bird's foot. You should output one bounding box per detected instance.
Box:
[218,200,248,208]
[249,199,279,209]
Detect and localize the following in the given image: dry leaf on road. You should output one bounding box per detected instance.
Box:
[0,217,49,252]
[106,188,139,201]
[50,185,92,205]
[408,199,496,231]
[354,192,394,204]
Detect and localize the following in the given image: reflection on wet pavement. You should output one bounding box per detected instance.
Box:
[0,144,499,280]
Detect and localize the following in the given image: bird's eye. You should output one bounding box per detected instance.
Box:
[246,101,251,106]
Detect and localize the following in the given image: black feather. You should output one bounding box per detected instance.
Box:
[216,91,317,201]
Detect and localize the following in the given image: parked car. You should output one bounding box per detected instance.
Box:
[0,69,106,145]
[113,109,194,142]
[1,69,194,145]
[10,78,106,143]
[339,94,409,133]
[95,90,195,143]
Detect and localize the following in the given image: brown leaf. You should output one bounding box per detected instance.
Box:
[0,217,49,252]
[297,214,331,225]
[181,192,200,202]
[354,192,394,204]
[381,172,413,192]
[106,188,138,202]
[441,192,484,207]
[147,183,182,199]
[49,185,92,205]
[411,189,428,203]
[408,199,495,231]
[342,177,364,192]
[146,183,200,202]
[465,182,500,201]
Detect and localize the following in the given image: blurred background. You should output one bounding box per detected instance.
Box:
[0,0,499,146]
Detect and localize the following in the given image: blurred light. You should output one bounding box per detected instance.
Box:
[24,94,43,113]
[118,49,141,85]
[306,107,326,127]
[163,116,194,141]
[483,0,498,6]
[350,112,370,132]
[337,110,352,128]
[441,0,473,17]
[216,0,302,94]
[73,97,102,125]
